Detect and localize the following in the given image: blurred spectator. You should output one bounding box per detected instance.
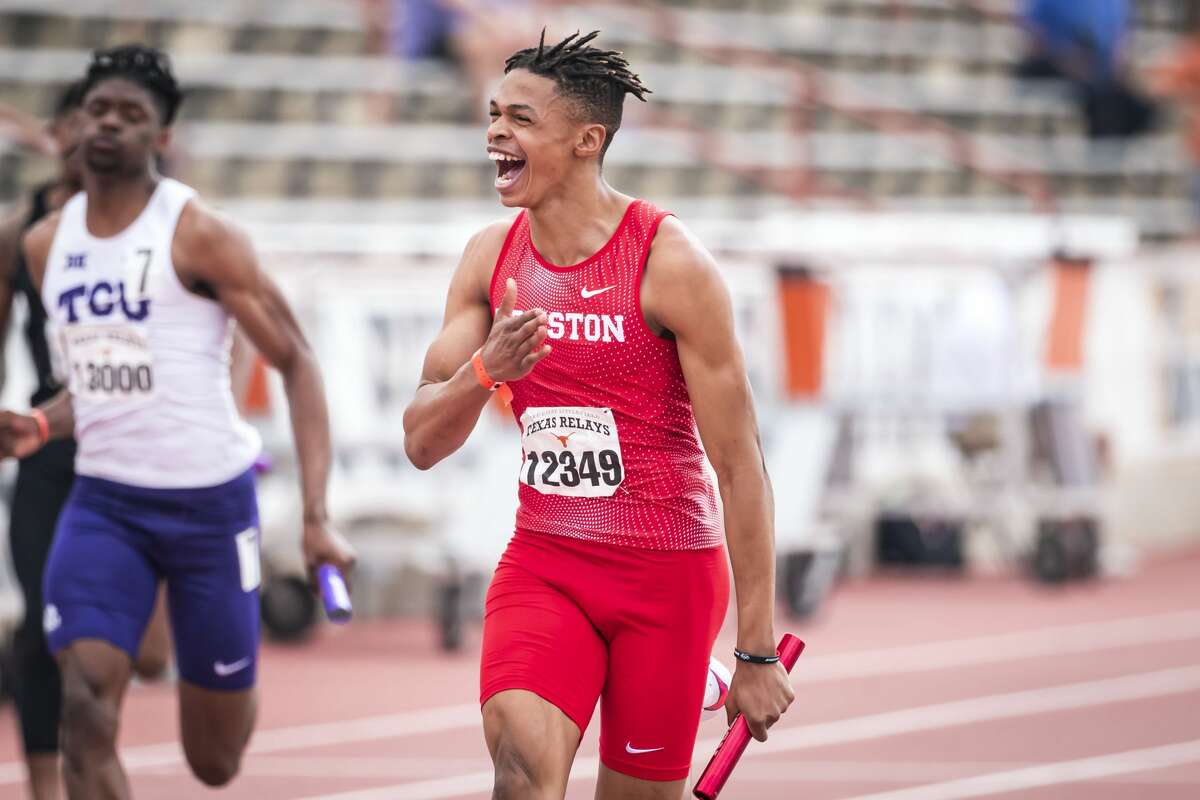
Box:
[396,0,462,62]
[1015,0,1155,139]
[363,0,568,120]
[445,0,559,112]
[1150,20,1200,227]
[361,0,461,65]
[1017,0,1127,83]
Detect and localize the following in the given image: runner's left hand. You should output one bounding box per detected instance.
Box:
[302,521,358,591]
[726,659,795,742]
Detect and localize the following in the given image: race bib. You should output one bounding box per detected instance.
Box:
[62,325,155,402]
[519,406,624,497]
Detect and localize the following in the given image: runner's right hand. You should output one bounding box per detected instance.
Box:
[0,411,45,459]
[726,659,796,742]
[303,520,358,592]
[479,278,551,383]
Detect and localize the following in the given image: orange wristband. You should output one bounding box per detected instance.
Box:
[30,408,49,445]
[471,350,513,407]
[471,349,502,391]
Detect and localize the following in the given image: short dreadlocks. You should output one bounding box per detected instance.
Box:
[504,30,650,158]
[82,44,184,126]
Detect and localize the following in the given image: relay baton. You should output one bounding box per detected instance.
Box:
[317,564,353,624]
[693,633,805,799]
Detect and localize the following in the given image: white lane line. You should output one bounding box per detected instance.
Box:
[139,755,1200,788]
[300,665,1200,799]
[713,758,1200,786]
[836,739,1200,800]
[0,608,1196,785]
[796,609,1200,682]
[752,665,1200,756]
[0,703,480,784]
[139,755,494,780]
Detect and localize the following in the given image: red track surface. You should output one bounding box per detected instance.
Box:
[2,548,1199,799]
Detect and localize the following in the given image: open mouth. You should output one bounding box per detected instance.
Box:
[89,136,119,153]
[489,152,526,190]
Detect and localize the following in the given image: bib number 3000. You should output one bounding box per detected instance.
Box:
[63,325,156,402]
[519,407,625,498]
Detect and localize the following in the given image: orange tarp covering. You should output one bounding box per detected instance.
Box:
[778,271,828,398]
[1045,259,1091,372]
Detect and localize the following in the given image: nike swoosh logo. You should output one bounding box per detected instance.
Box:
[213,657,252,677]
[581,286,615,299]
[625,743,665,755]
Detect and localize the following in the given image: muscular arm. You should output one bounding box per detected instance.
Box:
[402,226,501,469]
[24,213,75,437]
[643,218,793,740]
[403,220,549,469]
[173,201,328,519]
[644,218,776,654]
[0,213,74,457]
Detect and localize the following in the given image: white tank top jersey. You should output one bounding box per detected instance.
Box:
[41,178,261,489]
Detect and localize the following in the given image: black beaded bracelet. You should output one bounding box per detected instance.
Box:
[734,647,780,664]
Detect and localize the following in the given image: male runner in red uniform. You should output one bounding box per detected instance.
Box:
[404,31,794,799]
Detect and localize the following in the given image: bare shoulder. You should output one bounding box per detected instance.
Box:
[643,216,726,333]
[171,196,259,289]
[454,215,519,300]
[173,197,252,260]
[0,200,30,247]
[19,209,64,275]
[463,216,517,268]
[0,203,30,277]
[646,216,720,285]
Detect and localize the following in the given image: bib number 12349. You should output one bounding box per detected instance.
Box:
[519,406,624,498]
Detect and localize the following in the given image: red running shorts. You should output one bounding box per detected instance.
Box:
[480,529,729,781]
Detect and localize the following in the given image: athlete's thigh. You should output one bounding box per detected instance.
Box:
[58,638,134,709]
[43,481,159,662]
[480,541,607,787]
[161,508,261,755]
[480,539,608,738]
[598,546,729,785]
[158,476,261,693]
[483,689,580,796]
[162,526,260,691]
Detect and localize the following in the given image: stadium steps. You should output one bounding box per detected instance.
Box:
[0,1,1192,238]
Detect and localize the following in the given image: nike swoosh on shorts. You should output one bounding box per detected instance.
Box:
[213,657,251,677]
[625,742,665,755]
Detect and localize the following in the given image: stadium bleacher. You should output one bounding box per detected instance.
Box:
[0,0,1193,239]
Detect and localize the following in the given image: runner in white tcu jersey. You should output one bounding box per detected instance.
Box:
[0,78,174,800]
[0,45,355,798]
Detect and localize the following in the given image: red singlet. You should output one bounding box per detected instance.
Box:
[489,198,721,551]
